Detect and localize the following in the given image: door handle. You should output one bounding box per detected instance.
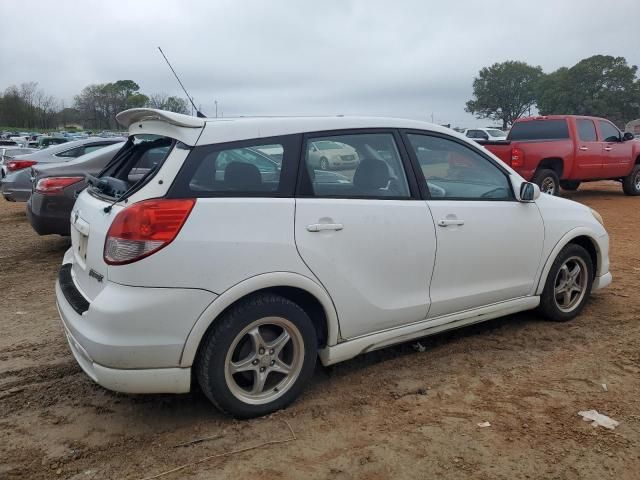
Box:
[604,147,612,151]
[306,223,344,232]
[437,219,465,227]
[579,146,588,151]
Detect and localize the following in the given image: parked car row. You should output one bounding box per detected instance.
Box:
[0,137,125,202]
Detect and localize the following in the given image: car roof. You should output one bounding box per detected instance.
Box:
[117,108,458,146]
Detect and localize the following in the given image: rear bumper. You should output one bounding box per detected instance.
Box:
[59,315,192,394]
[0,177,31,202]
[27,193,73,236]
[55,258,217,393]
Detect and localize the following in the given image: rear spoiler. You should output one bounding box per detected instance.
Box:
[116,108,205,129]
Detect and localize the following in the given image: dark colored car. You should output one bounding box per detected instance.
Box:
[27,143,125,236]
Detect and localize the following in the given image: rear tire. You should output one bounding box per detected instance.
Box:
[622,165,640,196]
[560,180,581,191]
[319,157,329,170]
[538,244,593,322]
[532,169,560,196]
[195,293,317,418]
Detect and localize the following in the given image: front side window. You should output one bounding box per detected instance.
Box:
[407,133,512,200]
[577,119,597,142]
[599,121,620,142]
[304,133,410,198]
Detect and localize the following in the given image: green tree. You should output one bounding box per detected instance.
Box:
[466,61,543,129]
[537,55,640,126]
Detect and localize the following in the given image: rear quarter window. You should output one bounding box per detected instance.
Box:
[168,135,300,198]
[508,119,570,141]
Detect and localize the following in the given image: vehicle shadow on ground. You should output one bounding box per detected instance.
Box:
[311,310,544,383]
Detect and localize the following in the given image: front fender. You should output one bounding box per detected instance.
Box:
[535,227,608,295]
[179,272,340,367]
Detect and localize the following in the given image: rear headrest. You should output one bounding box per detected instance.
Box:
[224,161,262,190]
[353,158,390,191]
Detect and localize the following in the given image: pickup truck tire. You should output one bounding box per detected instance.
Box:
[538,243,593,322]
[622,165,640,196]
[560,180,581,191]
[532,169,560,196]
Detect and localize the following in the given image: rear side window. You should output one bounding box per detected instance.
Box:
[303,133,410,198]
[577,119,597,142]
[508,120,570,141]
[170,135,299,197]
[598,121,620,142]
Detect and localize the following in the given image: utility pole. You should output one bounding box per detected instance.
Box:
[214,100,218,118]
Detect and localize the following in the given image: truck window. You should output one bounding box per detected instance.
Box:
[598,121,621,143]
[508,120,570,141]
[577,119,597,142]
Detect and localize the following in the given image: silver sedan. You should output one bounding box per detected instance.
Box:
[0,137,124,202]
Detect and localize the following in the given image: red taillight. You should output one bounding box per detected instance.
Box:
[7,159,37,172]
[511,147,524,168]
[104,198,195,265]
[35,176,83,195]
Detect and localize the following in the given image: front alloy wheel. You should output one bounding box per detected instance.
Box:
[553,256,588,313]
[539,243,593,322]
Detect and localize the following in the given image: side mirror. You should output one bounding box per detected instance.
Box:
[520,182,540,202]
[623,132,635,142]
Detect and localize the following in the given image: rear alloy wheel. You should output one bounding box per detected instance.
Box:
[622,165,640,196]
[560,180,581,191]
[196,294,317,418]
[538,244,593,322]
[532,169,560,196]
[319,157,329,170]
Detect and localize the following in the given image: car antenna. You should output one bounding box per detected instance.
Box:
[157,46,206,118]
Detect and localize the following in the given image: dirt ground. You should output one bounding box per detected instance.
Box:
[1,182,639,480]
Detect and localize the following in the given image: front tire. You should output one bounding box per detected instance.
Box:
[532,169,560,196]
[622,165,640,196]
[195,293,317,418]
[538,244,593,322]
[319,157,329,170]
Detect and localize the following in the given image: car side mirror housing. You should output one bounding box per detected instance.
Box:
[520,182,540,202]
[623,132,635,141]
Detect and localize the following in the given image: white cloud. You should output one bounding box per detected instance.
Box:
[1,0,638,127]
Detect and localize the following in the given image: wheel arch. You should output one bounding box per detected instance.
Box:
[535,229,603,296]
[537,158,564,177]
[180,272,340,367]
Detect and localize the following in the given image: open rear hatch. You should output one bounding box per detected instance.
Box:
[67,135,175,303]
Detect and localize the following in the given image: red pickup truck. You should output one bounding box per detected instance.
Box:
[481,115,640,196]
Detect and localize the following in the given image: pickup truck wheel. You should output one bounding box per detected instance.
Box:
[538,244,593,322]
[560,180,580,191]
[622,165,640,196]
[532,169,560,195]
[195,293,317,418]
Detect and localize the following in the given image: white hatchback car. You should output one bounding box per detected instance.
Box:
[56,109,611,418]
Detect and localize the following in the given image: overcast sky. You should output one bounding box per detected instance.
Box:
[1,0,639,127]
